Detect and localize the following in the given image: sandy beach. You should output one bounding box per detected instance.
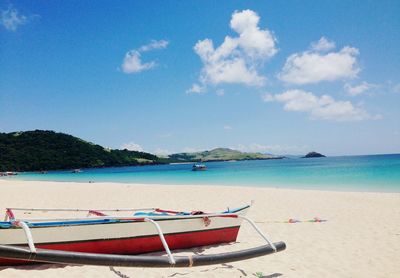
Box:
[0,179,399,277]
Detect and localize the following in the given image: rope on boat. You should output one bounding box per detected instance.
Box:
[6,207,158,212]
[255,217,327,224]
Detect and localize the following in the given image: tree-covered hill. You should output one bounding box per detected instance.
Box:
[0,130,165,171]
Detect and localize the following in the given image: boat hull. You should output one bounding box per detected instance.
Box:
[0,215,243,266]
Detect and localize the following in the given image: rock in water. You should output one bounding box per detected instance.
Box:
[302,152,326,158]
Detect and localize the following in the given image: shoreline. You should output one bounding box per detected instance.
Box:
[0,180,399,277]
[3,177,399,194]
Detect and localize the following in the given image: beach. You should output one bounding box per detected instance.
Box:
[0,180,399,277]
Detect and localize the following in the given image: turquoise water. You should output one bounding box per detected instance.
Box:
[6,154,400,192]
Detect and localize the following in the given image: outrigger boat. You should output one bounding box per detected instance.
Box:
[0,204,285,267]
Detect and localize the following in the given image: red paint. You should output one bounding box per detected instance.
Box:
[0,226,240,266]
[5,209,15,221]
[88,210,107,217]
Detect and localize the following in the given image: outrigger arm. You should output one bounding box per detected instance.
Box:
[0,242,285,267]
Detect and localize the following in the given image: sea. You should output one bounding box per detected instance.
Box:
[6,154,400,192]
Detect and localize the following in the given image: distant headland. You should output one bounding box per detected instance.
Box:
[169,148,283,163]
[0,130,283,172]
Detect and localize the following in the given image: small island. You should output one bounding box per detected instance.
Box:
[302,152,326,158]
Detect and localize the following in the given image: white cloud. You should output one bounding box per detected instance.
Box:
[121,142,144,152]
[344,82,376,96]
[311,37,335,52]
[153,148,170,156]
[190,9,277,91]
[0,7,28,31]
[122,51,156,73]
[230,10,278,59]
[139,40,169,52]
[121,40,169,74]
[182,147,203,153]
[186,83,205,94]
[279,38,360,84]
[223,125,232,130]
[263,89,375,121]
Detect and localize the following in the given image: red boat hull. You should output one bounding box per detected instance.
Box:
[0,226,240,266]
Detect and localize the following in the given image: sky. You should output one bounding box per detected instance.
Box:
[1,1,399,156]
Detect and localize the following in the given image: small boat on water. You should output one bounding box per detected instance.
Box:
[192,163,207,171]
[0,204,285,267]
[0,172,18,177]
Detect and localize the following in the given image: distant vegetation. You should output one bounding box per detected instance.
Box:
[0,130,283,172]
[168,147,283,162]
[302,152,326,158]
[0,130,166,171]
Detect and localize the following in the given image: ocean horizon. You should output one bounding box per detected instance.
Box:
[6,153,400,193]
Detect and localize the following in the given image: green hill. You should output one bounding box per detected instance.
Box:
[0,130,165,171]
[168,147,283,162]
[0,131,284,171]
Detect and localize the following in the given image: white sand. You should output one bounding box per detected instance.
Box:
[0,180,399,277]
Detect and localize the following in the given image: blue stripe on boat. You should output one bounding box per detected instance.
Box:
[0,222,12,228]
[223,205,250,213]
[0,219,119,228]
[28,219,119,227]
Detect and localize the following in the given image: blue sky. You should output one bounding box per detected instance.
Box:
[1,1,399,156]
